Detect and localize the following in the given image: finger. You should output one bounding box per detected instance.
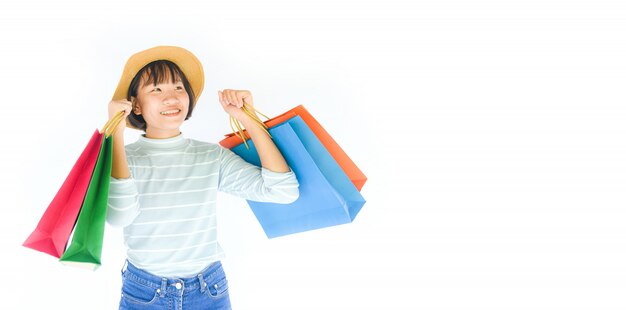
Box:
[220,91,228,103]
[223,89,232,105]
[218,91,227,106]
[233,91,240,108]
[242,92,252,107]
[119,102,131,114]
[226,91,238,108]
[240,91,250,107]
[229,91,240,108]
[235,92,244,108]
[217,91,228,109]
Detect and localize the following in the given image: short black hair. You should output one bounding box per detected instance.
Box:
[126,60,196,131]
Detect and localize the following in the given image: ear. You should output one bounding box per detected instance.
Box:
[131,96,142,115]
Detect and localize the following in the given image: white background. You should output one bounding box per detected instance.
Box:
[1,0,625,309]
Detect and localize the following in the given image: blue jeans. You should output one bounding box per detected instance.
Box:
[118,260,232,310]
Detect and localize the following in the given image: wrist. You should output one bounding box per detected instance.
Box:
[238,108,260,124]
[113,129,125,139]
[237,116,255,128]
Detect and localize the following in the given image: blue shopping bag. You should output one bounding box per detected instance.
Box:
[231,115,366,238]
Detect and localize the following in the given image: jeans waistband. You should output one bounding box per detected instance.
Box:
[121,260,223,296]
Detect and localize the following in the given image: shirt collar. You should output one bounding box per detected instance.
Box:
[137,132,189,150]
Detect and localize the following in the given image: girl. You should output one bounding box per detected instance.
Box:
[105,46,299,309]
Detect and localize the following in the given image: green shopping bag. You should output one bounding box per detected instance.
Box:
[59,135,113,270]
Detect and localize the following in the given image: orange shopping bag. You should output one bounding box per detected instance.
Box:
[219,105,367,191]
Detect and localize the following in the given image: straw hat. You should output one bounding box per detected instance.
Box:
[111,45,205,129]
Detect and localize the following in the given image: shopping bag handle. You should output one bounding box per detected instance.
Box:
[230,103,272,150]
[102,105,271,144]
[101,110,125,138]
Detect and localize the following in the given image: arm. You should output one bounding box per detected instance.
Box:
[239,111,290,173]
[108,99,133,178]
[217,89,299,203]
[111,129,131,178]
[219,89,289,173]
[218,145,299,203]
[106,100,140,227]
[107,176,141,227]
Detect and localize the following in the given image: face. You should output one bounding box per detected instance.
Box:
[131,72,190,139]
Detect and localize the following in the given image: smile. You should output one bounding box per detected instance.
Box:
[160,109,182,116]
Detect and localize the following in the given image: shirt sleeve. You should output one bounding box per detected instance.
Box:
[107,173,141,227]
[217,145,299,204]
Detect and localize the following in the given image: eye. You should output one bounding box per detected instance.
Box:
[152,88,161,92]
[176,86,184,90]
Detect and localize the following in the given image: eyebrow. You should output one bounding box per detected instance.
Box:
[144,80,184,87]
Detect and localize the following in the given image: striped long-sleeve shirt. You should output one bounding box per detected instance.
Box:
[106,132,299,277]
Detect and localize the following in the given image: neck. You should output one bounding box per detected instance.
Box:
[145,128,182,139]
[138,131,188,150]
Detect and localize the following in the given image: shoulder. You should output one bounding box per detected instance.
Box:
[123,141,142,157]
[187,139,223,158]
[188,139,221,151]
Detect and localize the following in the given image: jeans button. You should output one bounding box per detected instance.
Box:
[175,282,182,289]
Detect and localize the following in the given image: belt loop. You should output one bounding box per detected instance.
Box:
[120,260,128,275]
[158,278,167,297]
[198,274,207,293]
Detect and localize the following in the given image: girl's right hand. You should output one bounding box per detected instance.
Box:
[107,99,133,134]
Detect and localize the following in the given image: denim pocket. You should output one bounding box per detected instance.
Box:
[121,275,161,306]
[206,275,229,298]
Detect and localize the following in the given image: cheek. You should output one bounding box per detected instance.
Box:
[182,96,191,110]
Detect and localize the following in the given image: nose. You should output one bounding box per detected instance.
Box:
[162,89,180,105]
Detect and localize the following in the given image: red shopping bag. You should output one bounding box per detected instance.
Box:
[23,130,103,258]
[219,105,367,191]
[24,111,125,259]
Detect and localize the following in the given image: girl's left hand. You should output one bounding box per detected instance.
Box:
[218,89,254,122]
